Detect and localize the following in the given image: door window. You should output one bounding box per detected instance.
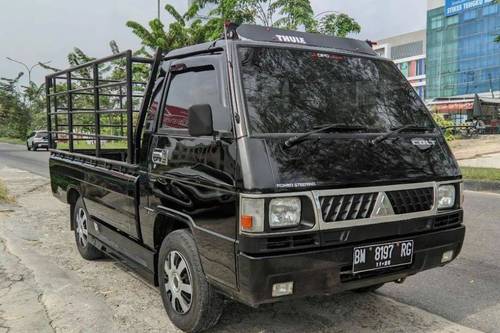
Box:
[161,65,230,131]
[144,75,165,133]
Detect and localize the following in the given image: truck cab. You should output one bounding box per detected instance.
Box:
[47,24,465,332]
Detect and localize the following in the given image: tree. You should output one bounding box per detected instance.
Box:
[193,0,360,38]
[0,73,32,138]
[127,5,209,52]
[316,13,361,37]
[127,1,361,51]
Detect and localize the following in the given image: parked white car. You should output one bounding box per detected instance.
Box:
[26,130,49,151]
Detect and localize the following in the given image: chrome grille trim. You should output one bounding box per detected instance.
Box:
[313,181,459,230]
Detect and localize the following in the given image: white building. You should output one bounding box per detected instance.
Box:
[373,30,427,100]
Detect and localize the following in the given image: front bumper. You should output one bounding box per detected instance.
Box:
[34,141,48,147]
[236,225,465,307]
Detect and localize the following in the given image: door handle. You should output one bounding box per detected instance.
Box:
[152,148,169,166]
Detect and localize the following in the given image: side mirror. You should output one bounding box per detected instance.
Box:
[188,104,214,137]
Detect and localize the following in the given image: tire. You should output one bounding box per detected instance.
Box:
[158,230,224,333]
[27,143,31,151]
[353,283,385,293]
[73,197,103,260]
[32,143,37,151]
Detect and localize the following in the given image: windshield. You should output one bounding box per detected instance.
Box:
[238,46,434,134]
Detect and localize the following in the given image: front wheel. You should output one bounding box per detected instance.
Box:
[73,197,103,260]
[32,143,37,151]
[158,230,224,332]
[27,143,31,151]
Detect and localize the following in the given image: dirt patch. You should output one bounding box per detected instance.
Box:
[450,135,500,160]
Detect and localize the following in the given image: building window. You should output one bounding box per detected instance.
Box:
[416,59,426,76]
[463,9,478,21]
[399,62,409,77]
[447,15,459,26]
[483,4,498,16]
[431,16,443,29]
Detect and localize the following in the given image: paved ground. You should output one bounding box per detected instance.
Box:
[381,191,500,333]
[0,143,49,177]
[0,166,485,333]
[459,152,500,169]
[1,143,499,332]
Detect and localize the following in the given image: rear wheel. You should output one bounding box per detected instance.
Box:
[73,197,103,260]
[353,283,385,293]
[158,230,224,332]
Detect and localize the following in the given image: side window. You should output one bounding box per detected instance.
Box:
[144,74,165,133]
[161,65,230,131]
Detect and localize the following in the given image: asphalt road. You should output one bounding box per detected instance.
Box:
[0,142,50,177]
[1,142,499,332]
[381,190,500,333]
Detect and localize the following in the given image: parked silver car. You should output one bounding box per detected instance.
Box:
[26,130,49,151]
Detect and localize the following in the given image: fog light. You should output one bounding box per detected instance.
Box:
[442,250,454,263]
[272,282,294,297]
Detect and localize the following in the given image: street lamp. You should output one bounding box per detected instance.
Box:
[5,57,51,84]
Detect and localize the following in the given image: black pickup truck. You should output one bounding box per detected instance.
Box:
[47,24,465,332]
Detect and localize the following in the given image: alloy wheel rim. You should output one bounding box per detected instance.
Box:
[75,207,88,247]
[164,250,193,314]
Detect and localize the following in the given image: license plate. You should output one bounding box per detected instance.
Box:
[352,240,414,274]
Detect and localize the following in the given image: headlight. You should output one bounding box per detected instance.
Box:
[438,185,456,209]
[269,197,301,229]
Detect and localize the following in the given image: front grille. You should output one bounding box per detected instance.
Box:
[266,234,318,250]
[319,193,378,222]
[386,188,434,214]
[434,212,461,228]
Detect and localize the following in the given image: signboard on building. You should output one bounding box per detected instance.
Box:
[445,0,494,16]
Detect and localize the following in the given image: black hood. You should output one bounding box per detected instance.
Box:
[241,135,461,192]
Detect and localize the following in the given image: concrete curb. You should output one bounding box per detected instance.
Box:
[464,179,500,194]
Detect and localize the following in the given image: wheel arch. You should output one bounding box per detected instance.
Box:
[152,209,194,286]
[67,187,81,230]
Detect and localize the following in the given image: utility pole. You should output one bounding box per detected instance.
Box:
[5,57,51,85]
[157,0,161,21]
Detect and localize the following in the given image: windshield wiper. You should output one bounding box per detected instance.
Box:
[284,123,367,149]
[370,124,434,146]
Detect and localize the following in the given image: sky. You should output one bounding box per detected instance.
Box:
[0,0,427,85]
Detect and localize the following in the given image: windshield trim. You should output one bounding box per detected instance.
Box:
[235,44,435,137]
[234,40,390,63]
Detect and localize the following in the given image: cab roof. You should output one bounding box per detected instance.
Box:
[165,24,378,60]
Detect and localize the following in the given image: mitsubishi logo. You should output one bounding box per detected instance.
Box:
[371,192,395,217]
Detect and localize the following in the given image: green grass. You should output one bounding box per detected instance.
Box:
[461,167,500,182]
[0,137,24,145]
[0,179,15,203]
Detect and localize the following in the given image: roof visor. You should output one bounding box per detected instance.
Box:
[235,24,377,56]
